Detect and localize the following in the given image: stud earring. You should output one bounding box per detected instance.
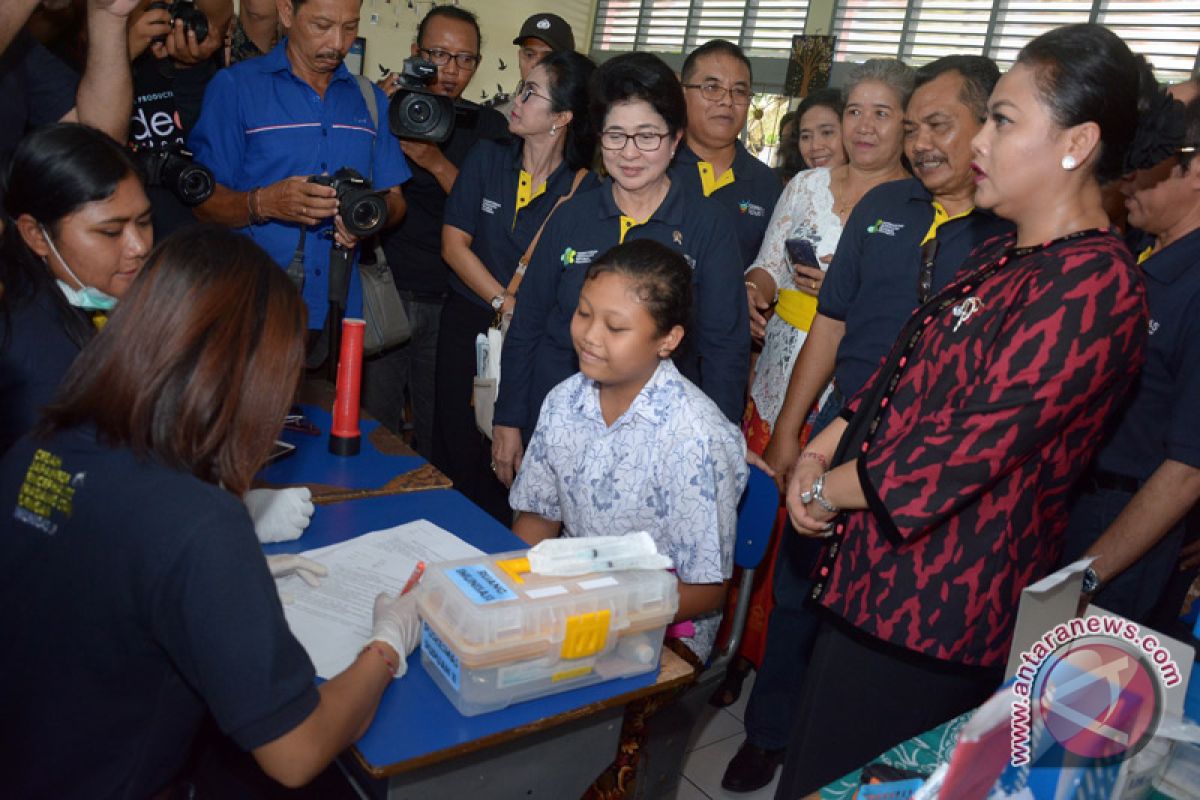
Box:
[549,124,557,137]
[1061,154,1078,170]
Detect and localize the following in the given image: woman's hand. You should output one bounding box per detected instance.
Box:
[747,282,772,342]
[762,432,800,495]
[491,424,524,487]
[785,459,836,536]
[794,255,831,298]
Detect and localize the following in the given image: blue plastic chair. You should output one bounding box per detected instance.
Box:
[707,463,779,675]
[633,464,780,798]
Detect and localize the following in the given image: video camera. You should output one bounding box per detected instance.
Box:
[308,168,388,238]
[133,144,214,206]
[387,57,479,144]
[147,0,209,44]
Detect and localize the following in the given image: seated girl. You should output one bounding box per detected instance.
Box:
[510,239,748,663]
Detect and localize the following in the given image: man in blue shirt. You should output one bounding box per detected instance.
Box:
[722,56,1011,793]
[1058,97,1200,623]
[671,39,781,267]
[189,0,411,330]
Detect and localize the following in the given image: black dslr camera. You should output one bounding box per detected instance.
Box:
[134,145,214,206]
[308,168,388,238]
[148,0,209,44]
[388,57,458,143]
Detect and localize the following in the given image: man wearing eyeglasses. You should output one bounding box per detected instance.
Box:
[190,0,411,333]
[363,4,508,457]
[672,39,782,267]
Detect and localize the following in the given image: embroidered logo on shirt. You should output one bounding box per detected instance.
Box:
[561,248,598,266]
[13,448,77,536]
[738,200,765,217]
[1149,319,1160,336]
[867,219,905,236]
[481,198,501,215]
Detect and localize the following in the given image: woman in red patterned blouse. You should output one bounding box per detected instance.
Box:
[774,24,1153,796]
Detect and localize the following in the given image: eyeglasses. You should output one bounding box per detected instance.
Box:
[418,47,480,71]
[681,82,753,106]
[917,238,938,303]
[1180,144,1198,168]
[599,130,671,152]
[514,79,551,105]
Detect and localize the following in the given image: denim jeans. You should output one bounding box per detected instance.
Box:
[360,292,443,459]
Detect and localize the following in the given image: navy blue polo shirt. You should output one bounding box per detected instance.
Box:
[819,177,1013,399]
[442,138,598,308]
[494,177,750,431]
[1096,227,1200,480]
[670,141,782,267]
[0,283,90,455]
[0,426,318,798]
[189,40,411,327]
[382,102,510,299]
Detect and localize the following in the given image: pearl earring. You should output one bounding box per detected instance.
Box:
[1061,154,1078,170]
[549,124,557,137]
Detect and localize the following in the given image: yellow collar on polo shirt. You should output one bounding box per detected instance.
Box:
[514,170,547,227]
[697,161,735,197]
[618,215,650,244]
[91,311,108,330]
[919,201,973,247]
[1137,245,1153,265]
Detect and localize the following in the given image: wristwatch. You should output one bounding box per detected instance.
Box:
[803,472,840,515]
[490,292,506,311]
[1081,566,1101,595]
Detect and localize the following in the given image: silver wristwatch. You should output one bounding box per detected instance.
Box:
[490,292,506,311]
[801,472,840,514]
[1081,566,1101,595]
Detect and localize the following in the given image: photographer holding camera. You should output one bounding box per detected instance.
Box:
[188,0,410,336]
[361,4,507,458]
[126,0,229,235]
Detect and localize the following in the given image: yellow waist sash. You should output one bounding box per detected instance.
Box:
[775,288,818,333]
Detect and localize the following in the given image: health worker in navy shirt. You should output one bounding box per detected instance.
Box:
[1058,94,1200,620]
[189,0,411,330]
[0,227,421,798]
[491,52,749,488]
[0,124,152,456]
[672,39,782,268]
[438,50,597,522]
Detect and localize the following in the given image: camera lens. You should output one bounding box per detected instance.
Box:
[177,165,214,205]
[341,191,388,237]
[407,99,432,125]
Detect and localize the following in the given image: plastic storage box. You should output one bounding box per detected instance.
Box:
[417,550,679,716]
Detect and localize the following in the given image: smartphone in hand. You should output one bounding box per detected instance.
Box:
[784,237,818,267]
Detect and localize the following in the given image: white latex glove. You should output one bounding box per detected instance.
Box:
[245,487,315,543]
[369,591,421,678]
[266,554,328,604]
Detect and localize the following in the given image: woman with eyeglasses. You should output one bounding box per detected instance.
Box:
[435,49,597,522]
[490,52,749,488]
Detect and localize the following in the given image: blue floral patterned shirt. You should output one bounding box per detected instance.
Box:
[510,359,748,661]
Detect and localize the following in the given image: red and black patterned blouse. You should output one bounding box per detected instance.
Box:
[818,228,1148,668]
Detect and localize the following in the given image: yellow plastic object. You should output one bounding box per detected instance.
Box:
[495,557,530,585]
[552,665,594,683]
[561,609,611,659]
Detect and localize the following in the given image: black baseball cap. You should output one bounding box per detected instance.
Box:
[513,13,575,52]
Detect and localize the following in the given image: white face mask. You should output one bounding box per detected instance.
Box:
[40,225,117,311]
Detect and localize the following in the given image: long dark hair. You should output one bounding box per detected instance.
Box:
[40,226,307,495]
[540,49,597,171]
[1,124,140,348]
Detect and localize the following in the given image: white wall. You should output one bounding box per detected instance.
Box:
[357,0,596,104]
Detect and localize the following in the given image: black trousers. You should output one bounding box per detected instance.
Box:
[431,292,513,525]
[775,614,1003,798]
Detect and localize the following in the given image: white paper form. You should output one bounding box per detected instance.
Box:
[275,519,483,678]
